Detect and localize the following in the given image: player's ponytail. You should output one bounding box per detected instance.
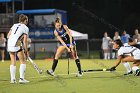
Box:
[55,17,60,23]
[55,17,62,25]
[19,14,28,23]
[114,39,123,47]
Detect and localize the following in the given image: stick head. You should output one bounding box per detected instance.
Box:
[39,70,43,74]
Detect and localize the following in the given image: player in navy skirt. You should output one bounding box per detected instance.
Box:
[47,18,83,76]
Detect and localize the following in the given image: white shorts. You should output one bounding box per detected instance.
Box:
[7,46,21,52]
[102,44,109,50]
[133,50,140,60]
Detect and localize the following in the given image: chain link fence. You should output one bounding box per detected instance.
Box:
[28,39,102,59]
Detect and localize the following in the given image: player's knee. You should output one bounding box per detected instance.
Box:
[55,53,61,59]
[75,59,80,62]
[121,59,126,62]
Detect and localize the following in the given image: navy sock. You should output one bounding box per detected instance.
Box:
[75,59,82,74]
[52,59,58,72]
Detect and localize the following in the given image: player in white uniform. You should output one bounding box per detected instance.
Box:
[112,31,120,59]
[0,33,6,62]
[101,32,112,59]
[7,14,29,83]
[110,39,140,76]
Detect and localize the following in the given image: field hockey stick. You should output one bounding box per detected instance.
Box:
[67,52,71,75]
[82,68,111,72]
[28,57,43,74]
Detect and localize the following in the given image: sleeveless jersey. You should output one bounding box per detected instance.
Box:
[55,26,74,44]
[8,23,29,47]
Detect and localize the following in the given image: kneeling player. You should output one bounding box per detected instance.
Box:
[47,18,82,77]
[110,39,140,76]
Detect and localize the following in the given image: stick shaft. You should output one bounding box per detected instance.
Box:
[28,57,42,74]
[68,58,70,75]
[82,69,110,72]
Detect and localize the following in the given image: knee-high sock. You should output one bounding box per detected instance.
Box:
[123,62,132,72]
[107,53,110,59]
[104,53,107,60]
[10,65,16,80]
[112,53,115,59]
[75,59,82,74]
[52,59,58,72]
[132,66,139,72]
[19,64,26,79]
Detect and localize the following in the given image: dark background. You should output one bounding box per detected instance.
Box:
[2,0,140,39]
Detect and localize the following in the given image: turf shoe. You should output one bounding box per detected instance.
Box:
[47,70,55,76]
[19,78,29,84]
[76,72,83,77]
[124,71,133,75]
[135,69,140,76]
[10,79,17,84]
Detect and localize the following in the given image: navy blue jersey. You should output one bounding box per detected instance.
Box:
[55,26,75,46]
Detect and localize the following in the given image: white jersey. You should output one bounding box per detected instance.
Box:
[102,37,111,49]
[113,36,120,41]
[118,45,140,60]
[7,23,29,52]
[8,23,29,47]
[0,38,6,47]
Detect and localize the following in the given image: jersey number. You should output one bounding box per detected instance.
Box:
[14,25,20,34]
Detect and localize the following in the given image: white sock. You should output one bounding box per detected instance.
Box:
[132,66,139,72]
[107,53,110,59]
[104,53,107,60]
[123,62,132,72]
[19,64,26,79]
[10,65,16,81]
[112,53,115,59]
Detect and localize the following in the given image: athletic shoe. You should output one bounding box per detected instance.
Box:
[10,79,17,84]
[76,73,83,77]
[124,71,133,75]
[19,78,29,84]
[47,70,55,76]
[135,69,140,76]
[2,60,4,62]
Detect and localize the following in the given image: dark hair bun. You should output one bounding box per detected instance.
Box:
[55,17,60,23]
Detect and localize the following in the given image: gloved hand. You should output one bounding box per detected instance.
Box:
[110,66,116,71]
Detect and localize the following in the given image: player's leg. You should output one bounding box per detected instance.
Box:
[26,48,30,61]
[9,52,17,83]
[47,46,66,76]
[107,48,110,59]
[132,61,140,76]
[1,49,5,62]
[121,56,140,76]
[17,49,29,83]
[103,49,108,60]
[72,46,83,76]
[122,62,133,75]
[121,55,132,75]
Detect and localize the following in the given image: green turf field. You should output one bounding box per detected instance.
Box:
[0,59,140,93]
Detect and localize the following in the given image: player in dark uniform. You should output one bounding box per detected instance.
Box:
[47,18,83,76]
[128,38,140,49]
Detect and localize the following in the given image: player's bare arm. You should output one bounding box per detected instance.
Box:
[110,55,122,71]
[114,56,122,67]
[7,30,12,39]
[63,25,73,48]
[54,30,70,52]
[23,34,29,57]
